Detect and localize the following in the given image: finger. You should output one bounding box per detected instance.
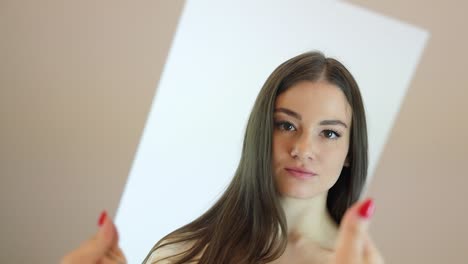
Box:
[107,217,126,263]
[68,211,118,263]
[109,220,126,262]
[105,250,127,264]
[334,198,375,263]
[110,246,126,262]
[98,255,126,264]
[106,244,127,264]
[364,233,385,264]
[86,211,118,256]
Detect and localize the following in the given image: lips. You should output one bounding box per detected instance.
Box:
[284,167,317,179]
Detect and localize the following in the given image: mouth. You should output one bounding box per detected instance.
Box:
[284,167,317,179]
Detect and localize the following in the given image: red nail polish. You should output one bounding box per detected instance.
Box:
[358,199,375,219]
[98,211,107,227]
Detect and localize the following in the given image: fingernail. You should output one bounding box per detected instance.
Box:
[98,211,107,227]
[358,199,375,219]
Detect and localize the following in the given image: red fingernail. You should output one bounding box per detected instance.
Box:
[358,199,375,219]
[98,211,107,227]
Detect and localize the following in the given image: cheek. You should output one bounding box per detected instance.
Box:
[272,135,289,171]
[272,134,284,157]
[321,144,349,171]
[317,147,349,192]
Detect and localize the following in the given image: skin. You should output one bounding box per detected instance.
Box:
[62,81,384,264]
[273,80,352,199]
[61,200,384,264]
[271,80,353,263]
[60,215,126,264]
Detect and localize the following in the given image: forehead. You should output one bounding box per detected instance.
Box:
[275,81,352,123]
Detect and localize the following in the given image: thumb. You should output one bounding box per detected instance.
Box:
[88,211,118,257]
[334,198,375,263]
[76,211,118,262]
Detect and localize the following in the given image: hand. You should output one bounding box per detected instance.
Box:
[331,198,384,264]
[61,211,127,264]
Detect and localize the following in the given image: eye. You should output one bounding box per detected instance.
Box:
[322,129,341,139]
[274,121,296,132]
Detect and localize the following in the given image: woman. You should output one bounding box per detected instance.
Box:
[62,51,384,264]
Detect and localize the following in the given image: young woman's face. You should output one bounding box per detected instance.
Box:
[272,80,352,198]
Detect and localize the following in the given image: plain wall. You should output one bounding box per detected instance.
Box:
[1,0,467,263]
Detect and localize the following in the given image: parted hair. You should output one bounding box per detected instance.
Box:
[143,51,368,264]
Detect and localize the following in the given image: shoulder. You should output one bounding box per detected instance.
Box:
[143,240,198,264]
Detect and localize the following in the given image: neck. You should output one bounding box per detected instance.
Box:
[279,192,338,250]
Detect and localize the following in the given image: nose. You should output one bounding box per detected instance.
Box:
[290,132,316,161]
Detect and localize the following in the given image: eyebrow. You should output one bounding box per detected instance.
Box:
[274,108,302,120]
[319,120,348,128]
[274,107,348,128]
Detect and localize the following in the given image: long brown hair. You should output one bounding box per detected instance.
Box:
[143,51,368,264]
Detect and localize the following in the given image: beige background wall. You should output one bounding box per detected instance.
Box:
[1,0,466,263]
